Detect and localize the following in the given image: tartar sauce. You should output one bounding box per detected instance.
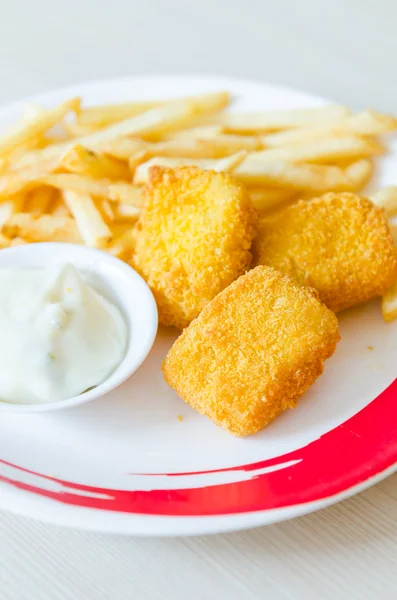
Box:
[0,263,127,404]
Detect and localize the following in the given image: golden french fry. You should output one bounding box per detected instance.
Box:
[108,183,143,207]
[262,110,397,147]
[128,150,151,173]
[0,159,58,198]
[0,157,10,174]
[106,135,258,163]
[2,213,81,243]
[344,159,373,191]
[0,97,80,157]
[195,104,350,133]
[389,222,397,247]
[75,102,162,131]
[250,136,383,164]
[40,174,110,197]
[0,233,11,248]
[382,278,397,322]
[197,134,262,156]
[77,101,198,148]
[25,187,53,214]
[186,91,230,113]
[12,101,197,169]
[60,144,130,180]
[98,199,114,222]
[249,188,296,213]
[106,228,136,259]
[234,159,354,191]
[50,195,70,217]
[63,190,112,247]
[76,91,230,131]
[113,203,141,222]
[110,223,134,237]
[10,236,28,246]
[164,125,223,141]
[133,150,247,184]
[370,187,397,217]
[0,194,25,226]
[101,138,146,160]
[22,104,46,122]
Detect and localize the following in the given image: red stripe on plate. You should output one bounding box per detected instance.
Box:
[1,378,396,516]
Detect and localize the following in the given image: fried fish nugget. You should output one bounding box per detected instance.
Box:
[253,193,397,313]
[134,166,257,329]
[163,266,340,436]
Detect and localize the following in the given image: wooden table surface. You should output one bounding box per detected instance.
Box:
[1,1,396,598]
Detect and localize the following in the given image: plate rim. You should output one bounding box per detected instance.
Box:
[0,73,395,536]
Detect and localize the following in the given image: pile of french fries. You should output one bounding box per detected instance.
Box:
[0,90,396,320]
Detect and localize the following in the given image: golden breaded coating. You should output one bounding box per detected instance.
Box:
[134,166,257,329]
[163,266,340,436]
[253,192,397,313]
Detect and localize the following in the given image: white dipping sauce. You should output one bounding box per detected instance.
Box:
[0,263,127,404]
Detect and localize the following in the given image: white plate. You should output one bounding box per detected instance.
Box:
[0,75,396,536]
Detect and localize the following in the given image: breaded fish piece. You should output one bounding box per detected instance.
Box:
[253,192,397,312]
[163,266,340,436]
[134,166,257,329]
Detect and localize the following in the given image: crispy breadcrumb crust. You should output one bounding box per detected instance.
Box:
[253,192,397,313]
[133,166,257,329]
[162,266,340,436]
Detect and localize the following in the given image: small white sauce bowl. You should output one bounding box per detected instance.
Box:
[0,243,158,413]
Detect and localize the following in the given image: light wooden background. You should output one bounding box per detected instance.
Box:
[1,1,397,598]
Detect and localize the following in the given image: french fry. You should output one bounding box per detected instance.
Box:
[194,104,350,133]
[2,213,81,243]
[63,190,112,247]
[106,228,136,260]
[164,125,223,141]
[128,150,151,173]
[77,101,198,149]
[99,199,114,222]
[76,91,230,131]
[74,102,162,132]
[133,150,247,184]
[0,159,58,198]
[0,97,80,157]
[390,222,397,247]
[370,187,397,217]
[152,135,261,159]
[7,135,53,163]
[250,136,383,164]
[0,157,9,174]
[262,110,397,147]
[60,144,130,180]
[9,140,71,169]
[108,183,143,207]
[50,195,70,217]
[22,104,46,122]
[0,194,25,226]
[344,159,373,191]
[382,278,397,322]
[0,233,11,248]
[110,223,134,237]
[249,188,296,213]
[234,159,355,192]
[101,138,146,160]
[40,174,110,197]
[11,101,197,169]
[10,236,28,246]
[105,134,258,163]
[113,203,141,222]
[25,187,53,214]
